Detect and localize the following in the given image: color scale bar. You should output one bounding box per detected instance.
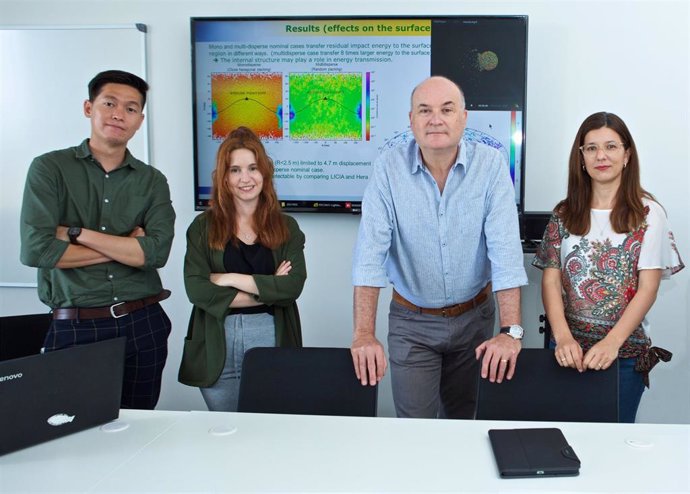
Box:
[365,72,371,141]
[510,110,516,182]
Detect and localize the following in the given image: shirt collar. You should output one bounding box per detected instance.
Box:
[76,138,141,171]
[411,138,468,174]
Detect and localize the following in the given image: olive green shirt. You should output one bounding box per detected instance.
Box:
[178,212,306,387]
[20,139,176,308]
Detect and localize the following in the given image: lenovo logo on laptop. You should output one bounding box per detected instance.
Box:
[0,372,23,382]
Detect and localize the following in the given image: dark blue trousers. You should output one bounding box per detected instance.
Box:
[43,303,171,410]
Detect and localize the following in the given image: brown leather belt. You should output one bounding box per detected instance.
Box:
[52,290,171,320]
[392,284,491,318]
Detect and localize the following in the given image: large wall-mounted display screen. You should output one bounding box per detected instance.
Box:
[191,16,528,213]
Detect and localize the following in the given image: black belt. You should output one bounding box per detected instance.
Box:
[392,284,491,318]
[52,290,171,320]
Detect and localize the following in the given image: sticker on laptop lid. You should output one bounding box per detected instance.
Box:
[47,413,75,426]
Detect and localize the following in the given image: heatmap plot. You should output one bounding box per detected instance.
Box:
[288,73,363,140]
[212,73,283,139]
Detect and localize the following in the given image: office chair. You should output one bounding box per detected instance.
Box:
[476,348,618,422]
[0,312,52,361]
[539,313,553,349]
[237,347,378,417]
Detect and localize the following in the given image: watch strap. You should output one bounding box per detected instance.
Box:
[499,324,524,340]
[68,227,82,245]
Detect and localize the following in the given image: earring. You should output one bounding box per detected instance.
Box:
[623,162,627,169]
[582,165,585,171]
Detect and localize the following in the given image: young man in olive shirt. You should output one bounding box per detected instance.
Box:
[20,70,176,409]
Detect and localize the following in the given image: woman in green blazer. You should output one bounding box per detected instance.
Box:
[178,127,306,411]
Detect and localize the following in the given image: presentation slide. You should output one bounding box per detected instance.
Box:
[192,17,527,212]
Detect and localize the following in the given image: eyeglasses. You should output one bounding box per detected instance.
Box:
[579,141,626,158]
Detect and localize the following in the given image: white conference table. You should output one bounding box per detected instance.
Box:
[1,409,689,493]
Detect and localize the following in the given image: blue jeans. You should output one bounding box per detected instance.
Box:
[200,312,275,412]
[618,357,645,423]
[548,342,644,423]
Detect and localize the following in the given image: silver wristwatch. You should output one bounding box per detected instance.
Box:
[499,324,524,340]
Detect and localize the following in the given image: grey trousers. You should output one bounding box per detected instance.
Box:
[200,312,276,412]
[387,295,495,419]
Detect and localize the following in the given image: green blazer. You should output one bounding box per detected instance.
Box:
[178,212,306,387]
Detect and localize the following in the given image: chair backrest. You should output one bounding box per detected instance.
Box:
[237,347,377,417]
[476,348,618,422]
[0,313,52,361]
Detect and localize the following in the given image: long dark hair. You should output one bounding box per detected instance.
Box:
[556,112,654,235]
[207,127,288,250]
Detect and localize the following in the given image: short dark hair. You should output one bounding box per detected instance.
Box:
[88,70,149,108]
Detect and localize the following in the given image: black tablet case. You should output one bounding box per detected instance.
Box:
[488,428,581,478]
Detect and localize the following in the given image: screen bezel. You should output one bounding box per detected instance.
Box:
[191,15,528,215]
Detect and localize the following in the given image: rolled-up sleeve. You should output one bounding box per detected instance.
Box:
[183,214,236,321]
[352,157,393,288]
[254,216,307,306]
[483,155,528,291]
[20,157,69,268]
[138,170,175,270]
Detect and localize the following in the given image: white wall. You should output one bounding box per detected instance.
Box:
[1,0,688,423]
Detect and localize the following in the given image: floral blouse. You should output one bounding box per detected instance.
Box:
[532,199,684,365]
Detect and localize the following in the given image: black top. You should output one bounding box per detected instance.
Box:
[223,239,275,315]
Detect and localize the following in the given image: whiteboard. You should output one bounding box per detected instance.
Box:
[0,25,148,286]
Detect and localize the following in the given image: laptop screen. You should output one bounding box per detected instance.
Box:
[0,337,126,456]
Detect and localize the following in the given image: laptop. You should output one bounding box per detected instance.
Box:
[488,428,581,478]
[0,336,126,456]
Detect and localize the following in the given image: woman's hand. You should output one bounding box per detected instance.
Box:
[210,273,231,286]
[554,334,584,372]
[580,269,661,372]
[209,272,259,295]
[275,260,292,276]
[209,262,291,292]
[583,337,621,371]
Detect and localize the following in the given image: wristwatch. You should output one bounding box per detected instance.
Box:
[68,226,82,245]
[500,324,524,340]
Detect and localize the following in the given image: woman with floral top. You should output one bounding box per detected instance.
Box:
[532,112,684,423]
